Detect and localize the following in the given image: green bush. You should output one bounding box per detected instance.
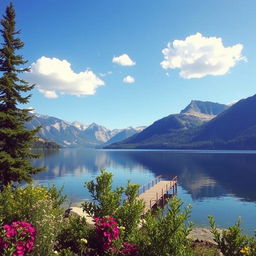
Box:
[115,182,145,239]
[209,216,256,256]
[0,185,65,256]
[82,170,193,256]
[56,216,91,255]
[134,197,193,256]
[82,169,124,218]
[55,248,77,256]
[82,169,145,239]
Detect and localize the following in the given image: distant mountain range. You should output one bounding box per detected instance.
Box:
[106,95,256,150]
[28,94,256,150]
[26,114,145,148]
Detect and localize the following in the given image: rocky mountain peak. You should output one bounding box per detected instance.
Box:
[180,100,229,118]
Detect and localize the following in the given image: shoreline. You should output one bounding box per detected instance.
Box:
[66,204,219,244]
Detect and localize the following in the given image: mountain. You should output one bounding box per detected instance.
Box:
[71,121,88,131]
[26,114,90,147]
[106,100,230,149]
[191,94,256,148]
[26,114,144,148]
[181,100,229,117]
[101,127,142,147]
[107,95,256,150]
[82,123,112,145]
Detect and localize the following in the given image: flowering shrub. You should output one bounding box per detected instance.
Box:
[119,242,139,256]
[0,221,36,256]
[0,185,64,256]
[94,216,120,251]
[209,216,256,256]
[56,216,90,255]
[92,216,139,256]
[83,169,145,240]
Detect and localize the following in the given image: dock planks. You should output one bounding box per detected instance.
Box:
[138,176,177,213]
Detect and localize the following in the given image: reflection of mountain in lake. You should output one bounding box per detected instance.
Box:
[33,149,256,202]
[118,151,256,202]
[33,149,148,180]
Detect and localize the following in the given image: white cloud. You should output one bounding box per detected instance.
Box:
[123,75,135,83]
[112,54,136,66]
[99,71,113,77]
[25,56,104,98]
[160,33,246,79]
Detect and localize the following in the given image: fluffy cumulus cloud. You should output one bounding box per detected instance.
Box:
[160,33,246,79]
[123,75,135,83]
[112,54,136,66]
[25,56,104,98]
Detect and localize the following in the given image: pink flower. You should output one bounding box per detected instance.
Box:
[0,221,36,255]
[93,216,121,252]
[120,242,139,256]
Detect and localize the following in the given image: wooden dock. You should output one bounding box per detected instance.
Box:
[138,175,178,213]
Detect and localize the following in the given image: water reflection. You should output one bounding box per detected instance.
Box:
[33,149,256,203]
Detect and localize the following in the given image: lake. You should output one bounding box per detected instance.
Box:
[32,149,256,234]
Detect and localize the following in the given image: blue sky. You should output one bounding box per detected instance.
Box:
[1,0,256,129]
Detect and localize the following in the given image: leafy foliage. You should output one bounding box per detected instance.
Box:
[135,197,193,256]
[82,170,193,256]
[209,216,256,256]
[0,3,43,189]
[82,169,124,217]
[0,185,65,256]
[115,182,145,239]
[82,169,145,239]
[56,216,90,255]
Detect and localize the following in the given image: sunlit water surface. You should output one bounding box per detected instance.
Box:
[32,149,256,234]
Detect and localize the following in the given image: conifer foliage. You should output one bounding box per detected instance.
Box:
[0,3,43,189]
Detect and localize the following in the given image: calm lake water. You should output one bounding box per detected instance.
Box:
[32,149,256,234]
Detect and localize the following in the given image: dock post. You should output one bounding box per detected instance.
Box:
[162,188,164,206]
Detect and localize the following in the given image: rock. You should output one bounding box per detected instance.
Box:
[188,227,218,244]
[65,207,94,227]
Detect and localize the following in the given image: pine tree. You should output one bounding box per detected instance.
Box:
[0,3,43,189]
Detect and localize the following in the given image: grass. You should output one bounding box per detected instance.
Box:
[193,242,220,256]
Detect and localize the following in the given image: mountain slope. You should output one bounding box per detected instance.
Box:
[101,127,140,147]
[26,114,144,148]
[194,95,256,141]
[107,95,256,150]
[188,94,256,149]
[106,100,229,149]
[106,101,228,148]
[181,100,229,117]
[26,114,84,147]
[117,114,205,145]
[82,123,112,144]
